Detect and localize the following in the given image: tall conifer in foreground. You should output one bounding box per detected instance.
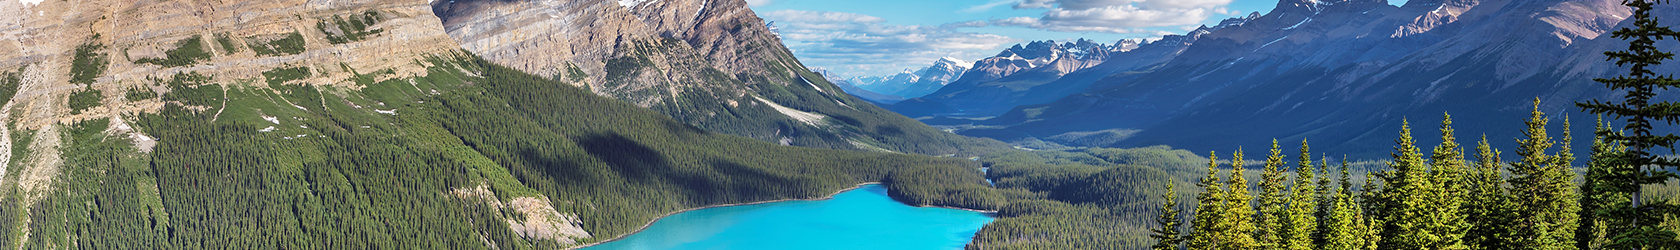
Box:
[1325,183,1364,250]
[1508,100,1579,249]
[1574,0,1680,248]
[1313,157,1336,248]
[1577,116,1630,249]
[1283,140,1318,250]
[1154,180,1185,250]
[1374,119,1461,249]
[1426,114,1470,249]
[1223,150,1259,250]
[1257,140,1290,249]
[1464,135,1515,250]
[1189,152,1229,250]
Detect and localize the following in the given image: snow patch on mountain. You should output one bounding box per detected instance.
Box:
[617,0,652,8]
[1286,18,1312,30]
[755,96,826,126]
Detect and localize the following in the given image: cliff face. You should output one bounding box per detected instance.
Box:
[1,0,458,128]
[435,0,792,103]
[435,0,1000,154]
[0,0,456,185]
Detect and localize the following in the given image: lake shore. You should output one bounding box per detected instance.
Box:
[921,205,999,214]
[565,182,885,250]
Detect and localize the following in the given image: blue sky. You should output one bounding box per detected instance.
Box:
[751,0,1407,77]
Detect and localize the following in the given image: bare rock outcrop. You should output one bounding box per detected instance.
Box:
[0,0,465,243]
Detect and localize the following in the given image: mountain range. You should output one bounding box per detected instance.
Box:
[887,38,1152,117]
[879,0,1678,157]
[841,57,971,101]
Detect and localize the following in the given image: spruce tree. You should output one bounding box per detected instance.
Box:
[1573,0,1680,248]
[1426,114,1470,249]
[1257,140,1290,249]
[1314,157,1336,248]
[1283,139,1318,250]
[1464,135,1515,250]
[1155,180,1186,250]
[1326,184,1363,250]
[1360,207,1384,250]
[1223,149,1259,250]
[1508,99,1579,249]
[1189,152,1229,250]
[1375,119,1460,249]
[1576,116,1630,249]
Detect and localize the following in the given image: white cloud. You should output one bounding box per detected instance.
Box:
[759,10,1020,78]
[745,0,772,7]
[963,0,1020,13]
[996,0,1231,33]
[762,10,885,23]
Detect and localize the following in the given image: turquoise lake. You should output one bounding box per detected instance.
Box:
[581,184,995,250]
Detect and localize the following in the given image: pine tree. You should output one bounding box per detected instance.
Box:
[1573,0,1680,248]
[1326,183,1364,250]
[1375,119,1459,249]
[1155,179,1186,250]
[1223,149,1259,250]
[1189,151,1229,250]
[1283,139,1318,250]
[1313,156,1336,248]
[1360,207,1384,250]
[1426,114,1470,249]
[1507,99,1579,249]
[1576,116,1630,249]
[1257,140,1290,249]
[1463,135,1515,250]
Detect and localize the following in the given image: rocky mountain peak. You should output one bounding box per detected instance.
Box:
[933,57,970,71]
[1274,0,1326,15]
[1115,39,1143,52]
[1215,13,1263,29]
[1004,40,1063,59]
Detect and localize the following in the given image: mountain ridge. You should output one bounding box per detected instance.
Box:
[934,0,1664,158]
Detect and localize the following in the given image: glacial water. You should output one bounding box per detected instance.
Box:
[581,184,995,250]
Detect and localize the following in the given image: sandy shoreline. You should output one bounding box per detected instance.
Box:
[564,182,886,250]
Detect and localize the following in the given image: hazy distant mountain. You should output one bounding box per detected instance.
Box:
[814,68,907,104]
[929,0,1675,157]
[847,57,971,98]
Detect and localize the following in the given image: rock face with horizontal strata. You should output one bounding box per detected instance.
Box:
[0,0,477,245]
